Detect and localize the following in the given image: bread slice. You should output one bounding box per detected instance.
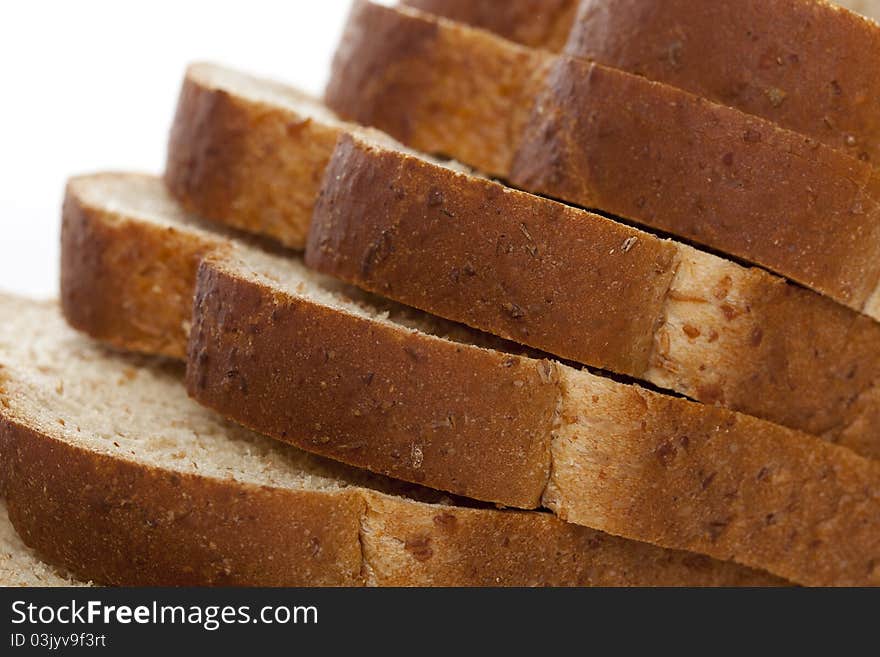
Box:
[402,0,579,50]
[161,61,880,459]
[842,0,880,19]
[325,2,880,322]
[404,0,880,162]
[62,174,880,586]
[6,294,773,587]
[0,500,89,587]
[165,62,414,252]
[307,135,880,460]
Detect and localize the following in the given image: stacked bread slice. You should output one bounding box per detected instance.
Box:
[4,0,880,587]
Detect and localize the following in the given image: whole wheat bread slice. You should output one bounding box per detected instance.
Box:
[0,500,89,587]
[62,174,880,586]
[407,0,880,162]
[842,0,880,18]
[4,294,768,587]
[325,2,880,322]
[403,1,880,47]
[402,0,579,50]
[163,62,880,459]
[404,0,880,163]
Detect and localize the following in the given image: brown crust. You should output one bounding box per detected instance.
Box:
[305,137,880,459]
[565,0,880,163]
[1,417,366,586]
[61,177,224,360]
[0,409,780,587]
[165,66,341,249]
[362,492,780,587]
[324,2,880,317]
[56,174,833,581]
[188,254,880,585]
[402,0,578,50]
[404,0,880,165]
[306,134,678,376]
[550,370,880,587]
[186,256,556,507]
[325,1,551,176]
[511,58,880,312]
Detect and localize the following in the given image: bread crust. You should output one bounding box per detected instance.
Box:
[306,137,880,459]
[402,0,578,50]
[551,370,880,587]
[0,414,780,587]
[1,416,366,586]
[326,1,552,177]
[361,492,778,587]
[188,254,880,585]
[324,2,880,318]
[187,256,556,508]
[307,134,679,376]
[403,0,880,165]
[511,58,880,312]
[61,177,224,360]
[166,66,341,249]
[62,173,880,585]
[565,0,880,163]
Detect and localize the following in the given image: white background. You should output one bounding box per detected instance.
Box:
[0,0,353,298]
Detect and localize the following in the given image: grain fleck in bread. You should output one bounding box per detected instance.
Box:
[4,294,772,587]
[164,62,880,458]
[61,174,880,586]
[324,1,880,320]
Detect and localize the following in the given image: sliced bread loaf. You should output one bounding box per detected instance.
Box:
[162,62,880,459]
[404,0,880,163]
[61,174,880,586]
[325,2,880,321]
[3,294,770,586]
[0,500,89,587]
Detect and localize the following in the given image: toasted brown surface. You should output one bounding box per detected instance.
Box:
[362,493,776,587]
[62,175,225,360]
[1,415,778,588]
[2,419,366,586]
[406,0,880,164]
[324,2,880,318]
[512,58,880,312]
[50,182,784,587]
[166,63,343,249]
[0,499,89,587]
[326,1,552,177]
[187,255,556,508]
[190,252,880,586]
[402,0,578,50]
[306,137,880,459]
[307,134,679,376]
